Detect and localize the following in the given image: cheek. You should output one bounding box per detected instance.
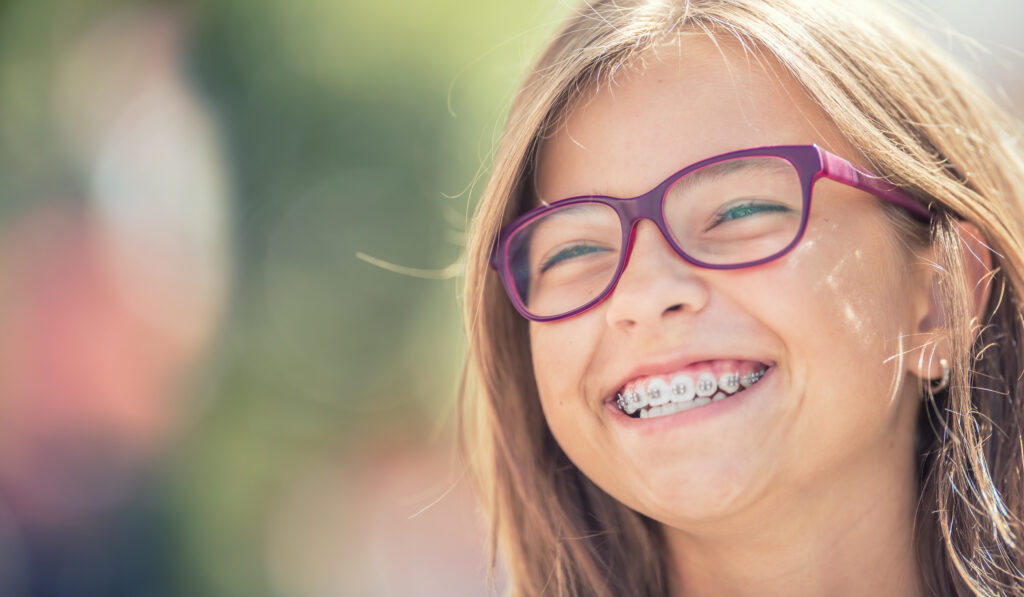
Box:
[528,313,611,456]
[806,220,912,353]
[529,316,602,404]
[771,211,912,348]
[762,217,917,457]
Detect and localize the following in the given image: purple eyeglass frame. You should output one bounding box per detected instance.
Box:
[489,144,933,322]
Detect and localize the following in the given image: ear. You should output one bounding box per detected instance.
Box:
[908,220,994,383]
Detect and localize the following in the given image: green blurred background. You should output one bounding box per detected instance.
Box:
[0,0,565,594]
[0,1,1021,596]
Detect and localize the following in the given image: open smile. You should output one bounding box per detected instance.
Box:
[615,359,772,419]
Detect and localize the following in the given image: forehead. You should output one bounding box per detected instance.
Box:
[534,35,849,202]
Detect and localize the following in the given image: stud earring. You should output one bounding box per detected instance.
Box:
[928,358,951,394]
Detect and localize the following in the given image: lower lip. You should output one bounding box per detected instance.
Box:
[604,366,776,433]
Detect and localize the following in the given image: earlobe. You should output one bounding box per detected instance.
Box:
[908,219,994,384]
[909,241,947,384]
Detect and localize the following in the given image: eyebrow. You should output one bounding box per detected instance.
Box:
[536,203,608,217]
[668,157,794,195]
[539,156,794,206]
[527,204,617,243]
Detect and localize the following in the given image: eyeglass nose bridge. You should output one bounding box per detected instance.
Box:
[614,180,696,268]
[616,180,670,222]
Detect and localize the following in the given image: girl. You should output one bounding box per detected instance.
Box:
[460,1,1024,594]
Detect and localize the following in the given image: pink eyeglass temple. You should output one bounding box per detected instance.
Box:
[817,146,932,221]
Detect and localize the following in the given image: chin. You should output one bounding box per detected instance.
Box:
[615,455,770,526]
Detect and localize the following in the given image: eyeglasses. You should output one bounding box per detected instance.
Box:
[489,144,931,322]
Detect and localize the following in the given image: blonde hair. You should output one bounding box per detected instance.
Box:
[459,1,1024,595]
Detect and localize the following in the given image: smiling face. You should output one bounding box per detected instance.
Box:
[528,37,935,528]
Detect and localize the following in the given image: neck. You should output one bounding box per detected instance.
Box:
[663,442,924,597]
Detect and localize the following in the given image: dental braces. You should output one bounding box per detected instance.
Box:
[616,369,765,412]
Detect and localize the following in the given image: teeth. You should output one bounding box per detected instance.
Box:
[618,366,770,419]
[646,378,671,406]
[739,370,765,388]
[718,372,739,394]
[662,401,687,416]
[669,374,695,403]
[695,372,717,397]
[618,389,647,414]
[641,404,666,418]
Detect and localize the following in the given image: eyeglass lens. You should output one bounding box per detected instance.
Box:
[506,156,804,318]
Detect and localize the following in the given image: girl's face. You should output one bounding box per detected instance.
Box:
[529,38,935,526]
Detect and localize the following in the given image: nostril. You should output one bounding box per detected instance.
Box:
[665,304,683,312]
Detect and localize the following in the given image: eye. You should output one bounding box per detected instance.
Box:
[705,200,795,231]
[539,243,612,273]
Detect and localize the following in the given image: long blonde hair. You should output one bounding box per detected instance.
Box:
[460,1,1024,594]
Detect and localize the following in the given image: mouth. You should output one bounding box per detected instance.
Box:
[613,359,772,419]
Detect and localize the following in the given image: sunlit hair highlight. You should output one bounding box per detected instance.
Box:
[459,1,1024,595]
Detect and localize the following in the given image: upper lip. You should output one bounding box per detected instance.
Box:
[604,351,775,403]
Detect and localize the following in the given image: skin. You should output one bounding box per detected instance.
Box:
[530,37,948,596]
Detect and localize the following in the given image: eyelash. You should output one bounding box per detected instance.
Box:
[540,243,609,273]
[536,200,794,272]
[708,200,792,228]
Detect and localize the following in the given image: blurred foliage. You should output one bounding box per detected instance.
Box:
[0,0,563,594]
[179,1,564,594]
[189,1,559,595]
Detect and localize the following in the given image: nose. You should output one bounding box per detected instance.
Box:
[604,220,710,331]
